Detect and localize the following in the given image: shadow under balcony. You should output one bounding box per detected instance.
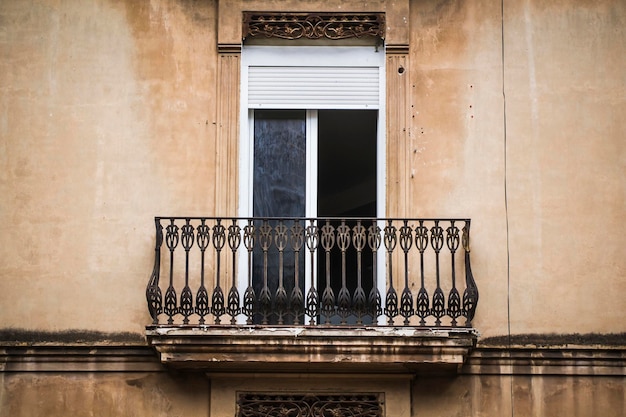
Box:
[145,217,479,374]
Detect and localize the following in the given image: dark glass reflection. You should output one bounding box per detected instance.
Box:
[253,110,306,324]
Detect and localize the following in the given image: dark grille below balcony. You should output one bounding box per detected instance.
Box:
[146,217,478,327]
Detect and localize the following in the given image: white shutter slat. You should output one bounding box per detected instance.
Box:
[248,66,380,109]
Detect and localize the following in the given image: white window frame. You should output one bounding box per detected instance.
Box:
[237,46,387,324]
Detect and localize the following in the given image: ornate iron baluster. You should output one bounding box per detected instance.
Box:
[336,220,351,324]
[414,221,430,326]
[367,222,382,322]
[195,219,210,324]
[431,221,445,326]
[211,220,226,324]
[462,221,479,325]
[290,220,305,325]
[305,220,320,325]
[320,220,336,324]
[146,218,163,324]
[164,220,179,324]
[274,221,289,325]
[352,221,367,324]
[242,220,256,324]
[446,220,461,326]
[179,219,195,324]
[227,220,242,324]
[258,220,273,325]
[399,220,414,325]
[146,216,478,328]
[383,220,398,325]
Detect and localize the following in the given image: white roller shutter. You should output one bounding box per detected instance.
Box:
[242,46,384,110]
[248,66,380,109]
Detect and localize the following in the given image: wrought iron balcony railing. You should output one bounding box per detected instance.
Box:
[146,217,478,328]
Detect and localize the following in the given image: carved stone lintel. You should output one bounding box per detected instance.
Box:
[243,12,385,41]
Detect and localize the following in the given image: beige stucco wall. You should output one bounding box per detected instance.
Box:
[413,374,626,417]
[1,371,624,417]
[210,375,411,417]
[408,0,510,337]
[0,0,624,339]
[0,0,220,333]
[407,0,626,337]
[0,372,209,417]
[503,0,626,335]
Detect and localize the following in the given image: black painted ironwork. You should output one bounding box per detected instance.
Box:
[237,393,383,417]
[146,217,479,327]
[243,12,385,41]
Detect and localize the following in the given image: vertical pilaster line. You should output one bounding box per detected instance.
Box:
[216,54,241,218]
[225,56,230,214]
[385,53,409,220]
[216,55,226,216]
[229,55,241,217]
[215,56,222,217]
[501,0,514,416]
[402,55,410,220]
[227,56,234,215]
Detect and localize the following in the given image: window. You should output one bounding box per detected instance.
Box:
[239,45,386,220]
[238,45,386,324]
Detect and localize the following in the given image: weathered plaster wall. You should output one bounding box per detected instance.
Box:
[210,375,411,417]
[0,0,624,340]
[0,2,625,416]
[408,0,626,337]
[0,0,219,333]
[0,372,209,417]
[1,370,624,417]
[503,0,626,335]
[413,374,626,417]
[409,0,509,338]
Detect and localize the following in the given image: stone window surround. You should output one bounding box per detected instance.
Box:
[210,374,411,417]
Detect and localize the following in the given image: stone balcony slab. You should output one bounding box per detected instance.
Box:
[146,325,478,374]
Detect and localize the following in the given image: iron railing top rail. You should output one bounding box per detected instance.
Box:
[154,216,472,222]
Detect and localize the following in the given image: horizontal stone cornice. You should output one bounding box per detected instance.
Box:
[0,346,162,373]
[464,346,626,376]
[2,331,625,376]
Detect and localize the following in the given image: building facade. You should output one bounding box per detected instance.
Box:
[1,0,625,416]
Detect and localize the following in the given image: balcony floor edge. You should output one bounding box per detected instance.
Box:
[146,325,478,374]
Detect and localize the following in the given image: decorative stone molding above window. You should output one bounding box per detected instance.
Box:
[216,0,409,52]
[242,12,385,42]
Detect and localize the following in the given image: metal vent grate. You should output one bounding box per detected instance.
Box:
[237,393,384,417]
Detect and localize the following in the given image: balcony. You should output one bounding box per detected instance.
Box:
[145,217,479,374]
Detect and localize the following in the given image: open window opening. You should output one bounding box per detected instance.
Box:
[239,46,385,325]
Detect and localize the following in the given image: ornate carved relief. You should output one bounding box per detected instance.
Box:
[237,393,383,417]
[243,12,385,41]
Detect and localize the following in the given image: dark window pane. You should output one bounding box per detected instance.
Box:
[253,110,306,324]
[253,110,306,218]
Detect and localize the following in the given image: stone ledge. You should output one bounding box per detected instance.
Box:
[146,325,479,374]
[2,342,624,376]
[0,346,162,372]
[463,347,626,376]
